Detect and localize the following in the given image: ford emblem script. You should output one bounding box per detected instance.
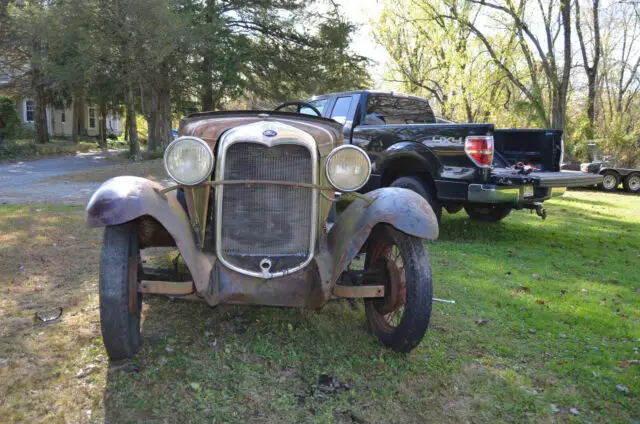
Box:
[263,129,277,137]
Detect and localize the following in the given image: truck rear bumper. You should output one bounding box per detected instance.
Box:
[467,184,521,203]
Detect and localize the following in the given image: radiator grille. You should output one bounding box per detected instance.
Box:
[219,142,313,273]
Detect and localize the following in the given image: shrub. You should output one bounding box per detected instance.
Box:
[0,97,21,142]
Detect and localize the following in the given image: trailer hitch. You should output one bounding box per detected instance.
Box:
[524,202,547,220]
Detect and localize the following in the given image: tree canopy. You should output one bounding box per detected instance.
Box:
[375,0,640,166]
[0,0,370,151]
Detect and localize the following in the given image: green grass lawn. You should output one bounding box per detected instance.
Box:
[0,191,638,423]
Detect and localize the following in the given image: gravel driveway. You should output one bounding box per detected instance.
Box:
[0,151,122,204]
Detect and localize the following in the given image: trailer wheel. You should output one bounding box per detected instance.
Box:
[623,173,640,194]
[464,204,512,222]
[391,176,442,222]
[600,171,619,192]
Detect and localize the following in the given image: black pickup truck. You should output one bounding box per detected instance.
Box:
[284,90,602,222]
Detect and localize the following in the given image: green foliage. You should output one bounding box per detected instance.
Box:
[0,97,21,141]
[376,0,539,127]
[0,139,93,161]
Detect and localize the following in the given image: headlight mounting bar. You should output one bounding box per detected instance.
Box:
[159,180,373,204]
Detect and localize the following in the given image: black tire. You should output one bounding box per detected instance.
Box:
[364,225,433,353]
[99,222,142,360]
[623,173,640,194]
[600,171,620,192]
[464,204,512,222]
[391,176,442,222]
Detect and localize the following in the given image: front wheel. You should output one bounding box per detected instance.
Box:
[363,225,433,353]
[99,222,142,360]
[464,204,512,222]
[623,173,640,194]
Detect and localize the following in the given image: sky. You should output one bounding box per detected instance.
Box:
[333,0,390,88]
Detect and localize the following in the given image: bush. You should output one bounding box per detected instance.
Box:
[0,139,84,161]
[0,97,21,142]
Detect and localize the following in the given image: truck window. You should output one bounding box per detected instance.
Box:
[330,96,353,124]
[364,95,435,125]
[300,98,327,116]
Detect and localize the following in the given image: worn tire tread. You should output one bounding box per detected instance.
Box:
[365,225,433,353]
[99,222,141,360]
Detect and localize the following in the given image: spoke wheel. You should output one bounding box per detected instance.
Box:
[363,225,432,352]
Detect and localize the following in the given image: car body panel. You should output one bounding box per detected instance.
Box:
[179,110,344,158]
[325,187,438,284]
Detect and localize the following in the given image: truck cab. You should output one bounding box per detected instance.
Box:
[289,90,603,222]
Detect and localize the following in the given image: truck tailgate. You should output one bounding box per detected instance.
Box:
[491,169,602,188]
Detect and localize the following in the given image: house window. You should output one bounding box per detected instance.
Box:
[61,111,66,123]
[88,107,96,129]
[25,100,35,122]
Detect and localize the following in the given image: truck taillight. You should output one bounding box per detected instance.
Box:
[465,136,494,168]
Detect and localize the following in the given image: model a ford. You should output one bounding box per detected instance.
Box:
[85,103,439,360]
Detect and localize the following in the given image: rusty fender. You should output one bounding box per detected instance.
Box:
[325,187,438,284]
[85,176,212,293]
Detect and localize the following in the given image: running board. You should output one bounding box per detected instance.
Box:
[139,280,194,295]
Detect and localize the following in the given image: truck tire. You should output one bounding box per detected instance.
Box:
[99,222,142,360]
[623,173,640,194]
[464,204,512,222]
[600,171,619,192]
[364,225,432,353]
[391,176,442,222]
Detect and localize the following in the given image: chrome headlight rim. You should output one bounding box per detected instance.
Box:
[325,144,372,192]
[163,136,215,186]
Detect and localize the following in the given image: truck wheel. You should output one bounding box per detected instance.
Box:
[600,171,619,192]
[464,204,512,222]
[364,225,432,353]
[623,173,640,194]
[391,176,442,222]
[99,222,142,360]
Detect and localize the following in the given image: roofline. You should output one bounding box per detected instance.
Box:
[308,90,430,102]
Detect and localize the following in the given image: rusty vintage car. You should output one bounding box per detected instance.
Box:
[85,102,439,360]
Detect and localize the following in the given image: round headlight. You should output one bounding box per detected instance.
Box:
[164,136,215,185]
[325,145,372,192]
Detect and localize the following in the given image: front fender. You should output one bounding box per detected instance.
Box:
[326,187,438,284]
[85,176,212,293]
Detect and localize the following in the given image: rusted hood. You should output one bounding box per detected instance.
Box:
[179,111,344,156]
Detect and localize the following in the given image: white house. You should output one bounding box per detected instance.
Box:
[15,98,123,137]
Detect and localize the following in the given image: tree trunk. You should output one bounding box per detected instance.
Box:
[148,87,159,152]
[99,103,107,149]
[161,90,172,149]
[34,81,49,144]
[551,92,567,131]
[71,95,78,143]
[75,92,87,137]
[124,112,129,141]
[201,56,213,111]
[575,0,600,130]
[126,85,140,160]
